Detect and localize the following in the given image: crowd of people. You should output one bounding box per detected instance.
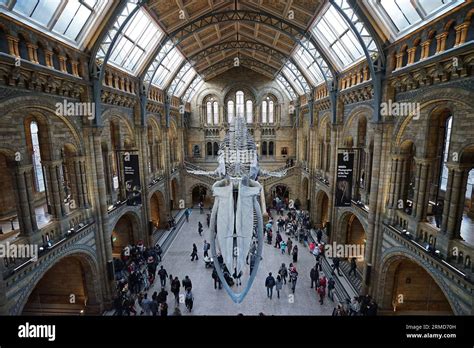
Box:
[111,202,377,316]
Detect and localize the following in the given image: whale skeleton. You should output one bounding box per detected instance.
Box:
[186,116,287,303]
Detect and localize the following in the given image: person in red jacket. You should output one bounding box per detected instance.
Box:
[318,273,327,289]
[317,285,326,305]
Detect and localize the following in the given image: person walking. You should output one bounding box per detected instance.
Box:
[184,287,194,312]
[310,266,319,289]
[140,293,152,316]
[287,238,293,255]
[278,263,288,284]
[182,275,192,290]
[275,275,283,299]
[289,264,298,293]
[203,240,210,257]
[212,267,222,289]
[171,276,181,305]
[292,244,298,263]
[155,244,163,262]
[157,287,168,304]
[191,243,199,261]
[348,257,357,277]
[265,272,276,299]
[331,257,343,276]
[206,213,210,228]
[199,201,204,214]
[327,277,336,301]
[157,265,168,288]
[316,228,323,243]
[185,208,190,223]
[317,284,326,305]
[198,221,203,236]
[280,240,287,254]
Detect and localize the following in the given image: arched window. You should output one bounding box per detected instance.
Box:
[213,101,219,125]
[213,142,219,156]
[269,101,274,124]
[236,91,244,117]
[262,141,268,156]
[269,141,274,156]
[440,116,453,191]
[30,121,45,192]
[206,101,212,124]
[227,100,234,124]
[262,101,267,123]
[246,100,253,123]
[207,142,212,156]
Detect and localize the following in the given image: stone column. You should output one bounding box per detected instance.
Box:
[43,161,65,218]
[412,158,432,221]
[446,166,468,240]
[23,168,39,232]
[73,158,85,208]
[13,165,36,235]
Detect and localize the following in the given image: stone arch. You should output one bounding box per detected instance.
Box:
[109,210,142,255]
[342,105,372,146]
[378,250,459,314]
[301,176,309,209]
[314,189,330,229]
[189,183,212,207]
[16,248,101,315]
[149,189,167,230]
[337,210,368,245]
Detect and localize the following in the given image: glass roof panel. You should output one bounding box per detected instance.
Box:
[2,0,106,46]
[109,7,162,74]
[294,40,324,86]
[312,3,366,69]
[183,75,204,102]
[276,73,297,100]
[152,42,184,88]
[366,0,463,38]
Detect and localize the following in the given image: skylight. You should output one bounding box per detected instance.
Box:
[293,40,324,86]
[276,74,297,100]
[365,0,463,38]
[312,3,366,69]
[1,0,108,46]
[152,42,184,88]
[282,61,310,95]
[168,62,197,97]
[108,7,163,74]
[183,75,204,102]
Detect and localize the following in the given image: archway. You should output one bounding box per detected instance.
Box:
[270,184,290,209]
[191,185,211,207]
[150,190,166,231]
[22,255,100,315]
[0,152,19,235]
[382,257,454,315]
[315,190,330,229]
[347,214,366,246]
[301,177,309,210]
[111,213,140,257]
[171,178,178,209]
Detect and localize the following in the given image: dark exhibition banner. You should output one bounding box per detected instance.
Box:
[335,152,354,207]
[123,153,141,205]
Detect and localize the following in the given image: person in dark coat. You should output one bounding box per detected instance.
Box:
[292,245,298,262]
[310,266,319,289]
[182,275,192,290]
[212,267,222,289]
[191,243,199,261]
[265,272,276,299]
[170,277,180,304]
[157,265,168,288]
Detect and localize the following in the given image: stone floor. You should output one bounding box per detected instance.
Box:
[145,209,334,316]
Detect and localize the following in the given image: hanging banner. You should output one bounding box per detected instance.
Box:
[335,152,354,207]
[124,153,141,205]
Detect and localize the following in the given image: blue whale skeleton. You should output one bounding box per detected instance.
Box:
[187,116,287,303]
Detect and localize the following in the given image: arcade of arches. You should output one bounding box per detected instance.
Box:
[0,0,473,317]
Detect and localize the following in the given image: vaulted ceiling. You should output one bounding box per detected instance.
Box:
[147,0,325,80]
